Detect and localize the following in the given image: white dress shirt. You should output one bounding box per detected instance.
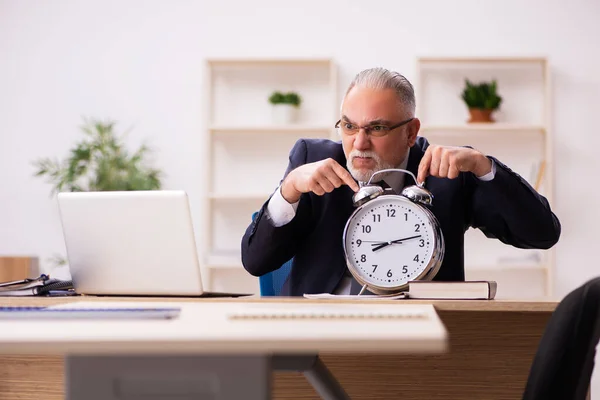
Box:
[264,154,496,295]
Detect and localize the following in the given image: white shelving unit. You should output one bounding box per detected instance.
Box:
[420,124,546,133]
[415,56,554,299]
[203,58,338,293]
[209,125,332,133]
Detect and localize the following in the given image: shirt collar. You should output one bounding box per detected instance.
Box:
[383,147,411,193]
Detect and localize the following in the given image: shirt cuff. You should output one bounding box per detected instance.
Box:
[476,158,496,181]
[265,185,299,227]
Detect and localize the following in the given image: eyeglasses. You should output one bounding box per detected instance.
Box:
[335,117,414,137]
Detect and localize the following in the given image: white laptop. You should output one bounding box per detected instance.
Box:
[57,190,250,297]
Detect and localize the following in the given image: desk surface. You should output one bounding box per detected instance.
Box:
[0,295,559,312]
[0,296,558,400]
[0,300,447,356]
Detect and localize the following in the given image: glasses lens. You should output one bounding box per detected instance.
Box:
[336,122,395,136]
[368,125,390,137]
[340,122,358,135]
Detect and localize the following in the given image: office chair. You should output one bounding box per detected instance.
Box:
[251,211,350,400]
[251,211,293,297]
[258,256,292,296]
[522,276,600,400]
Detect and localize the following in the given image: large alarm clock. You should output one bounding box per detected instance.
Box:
[342,168,445,295]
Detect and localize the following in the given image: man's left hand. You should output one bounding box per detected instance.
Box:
[417,144,492,184]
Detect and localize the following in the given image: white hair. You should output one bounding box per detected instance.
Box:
[344,67,416,117]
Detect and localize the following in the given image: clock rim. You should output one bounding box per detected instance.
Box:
[342,194,445,295]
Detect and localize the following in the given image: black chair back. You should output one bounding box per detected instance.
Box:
[523,277,600,400]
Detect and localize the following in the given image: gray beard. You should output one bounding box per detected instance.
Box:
[346,153,397,184]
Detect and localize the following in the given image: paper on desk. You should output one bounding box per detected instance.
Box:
[303,293,406,300]
[229,301,427,320]
[47,301,179,309]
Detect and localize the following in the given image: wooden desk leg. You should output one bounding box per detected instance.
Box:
[65,355,271,400]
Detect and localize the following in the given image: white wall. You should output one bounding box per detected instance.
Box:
[1,0,600,391]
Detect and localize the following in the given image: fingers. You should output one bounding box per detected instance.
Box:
[438,149,450,178]
[310,181,327,196]
[417,147,432,184]
[307,159,359,196]
[448,164,460,179]
[419,146,468,181]
[428,146,442,178]
[322,167,344,189]
[316,172,337,193]
[306,172,330,195]
[331,160,359,192]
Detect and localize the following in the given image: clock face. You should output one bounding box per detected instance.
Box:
[343,195,439,289]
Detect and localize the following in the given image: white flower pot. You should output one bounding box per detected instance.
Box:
[271,104,298,125]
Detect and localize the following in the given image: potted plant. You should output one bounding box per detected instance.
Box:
[268,91,302,124]
[33,118,162,194]
[461,79,503,123]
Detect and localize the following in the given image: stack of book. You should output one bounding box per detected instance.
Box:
[0,274,74,296]
[303,281,497,300]
[406,280,497,300]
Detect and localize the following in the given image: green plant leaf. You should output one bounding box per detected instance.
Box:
[32,118,163,196]
[461,79,502,110]
[268,91,302,107]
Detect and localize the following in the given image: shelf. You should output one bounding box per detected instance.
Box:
[416,55,554,297]
[207,58,333,68]
[420,124,545,133]
[204,58,337,292]
[210,125,333,133]
[208,263,243,269]
[418,56,547,65]
[206,253,243,269]
[208,193,272,201]
[466,264,547,271]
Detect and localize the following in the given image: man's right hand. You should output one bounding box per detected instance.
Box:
[280,158,360,203]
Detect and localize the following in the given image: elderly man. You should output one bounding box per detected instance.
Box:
[241,67,561,296]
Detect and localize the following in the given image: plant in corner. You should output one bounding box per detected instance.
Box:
[461,79,503,123]
[268,91,302,124]
[33,118,162,195]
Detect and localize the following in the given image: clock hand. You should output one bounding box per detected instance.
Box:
[371,235,422,252]
[390,235,422,244]
[371,242,392,252]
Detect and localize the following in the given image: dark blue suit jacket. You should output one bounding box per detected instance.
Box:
[241,137,561,296]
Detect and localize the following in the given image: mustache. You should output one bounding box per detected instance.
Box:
[349,150,380,161]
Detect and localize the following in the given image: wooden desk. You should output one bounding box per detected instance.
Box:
[0,297,556,399]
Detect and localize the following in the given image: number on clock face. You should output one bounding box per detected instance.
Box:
[344,196,435,288]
